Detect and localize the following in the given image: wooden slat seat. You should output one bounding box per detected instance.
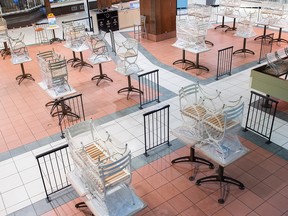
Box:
[204,113,239,132]
[182,105,207,121]
[85,144,106,161]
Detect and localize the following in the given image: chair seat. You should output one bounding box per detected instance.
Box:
[85,143,106,161]
[182,105,207,121]
[118,51,137,59]
[35,28,44,32]
[204,114,239,132]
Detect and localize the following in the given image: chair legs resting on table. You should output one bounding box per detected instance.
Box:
[196,165,245,204]
[172,147,214,181]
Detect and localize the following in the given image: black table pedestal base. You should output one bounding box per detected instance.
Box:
[118,75,143,100]
[173,49,194,69]
[16,63,35,85]
[196,165,245,204]
[172,147,214,181]
[91,64,113,86]
[233,38,255,55]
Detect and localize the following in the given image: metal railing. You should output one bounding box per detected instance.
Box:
[143,104,170,156]
[36,143,72,202]
[138,69,160,109]
[244,91,278,143]
[258,33,274,64]
[53,93,85,138]
[216,46,233,80]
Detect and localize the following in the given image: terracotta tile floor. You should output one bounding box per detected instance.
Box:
[0,43,140,152]
[1,23,288,216]
[0,24,287,153]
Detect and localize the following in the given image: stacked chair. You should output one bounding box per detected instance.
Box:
[115,38,140,74]
[88,30,110,64]
[175,83,248,203]
[65,24,87,49]
[174,12,210,52]
[66,121,135,215]
[37,50,70,95]
[265,48,288,79]
[8,33,30,63]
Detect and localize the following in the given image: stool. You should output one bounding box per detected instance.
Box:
[33,23,48,44]
[133,15,147,41]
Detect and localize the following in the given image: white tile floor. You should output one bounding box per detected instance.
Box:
[0,10,287,216]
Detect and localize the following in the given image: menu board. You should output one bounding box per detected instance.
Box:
[47,13,57,27]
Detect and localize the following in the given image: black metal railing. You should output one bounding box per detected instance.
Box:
[244,91,278,143]
[53,93,85,138]
[61,16,94,40]
[258,33,274,64]
[143,104,170,156]
[216,46,233,80]
[138,69,160,109]
[36,144,72,202]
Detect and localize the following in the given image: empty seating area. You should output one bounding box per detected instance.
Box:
[0,2,288,216]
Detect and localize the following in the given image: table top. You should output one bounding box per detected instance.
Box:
[64,43,90,52]
[185,46,210,54]
[46,25,60,30]
[88,55,112,65]
[11,56,32,65]
[38,82,77,100]
[234,31,257,39]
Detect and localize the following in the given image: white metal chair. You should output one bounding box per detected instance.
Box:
[195,101,249,204]
[66,121,134,202]
[49,59,71,95]
[266,51,288,78]
[116,38,140,74]
[8,33,30,62]
[88,31,109,64]
[133,15,147,41]
[179,83,222,141]
[0,17,10,59]
[235,8,257,38]
[33,23,49,44]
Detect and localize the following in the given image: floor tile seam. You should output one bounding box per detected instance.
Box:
[5,130,287,215]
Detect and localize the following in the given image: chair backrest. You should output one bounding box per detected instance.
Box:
[179,84,199,109]
[203,101,244,144]
[140,15,146,26]
[99,150,131,195]
[266,52,283,76]
[49,59,68,79]
[122,38,138,56]
[8,33,30,61]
